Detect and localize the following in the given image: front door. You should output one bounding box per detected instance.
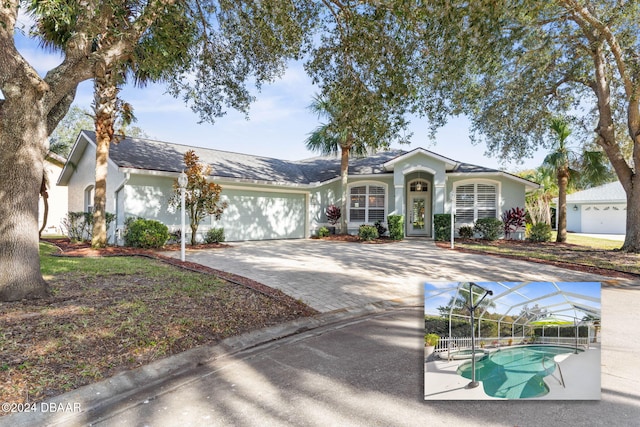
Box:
[408,194,430,236]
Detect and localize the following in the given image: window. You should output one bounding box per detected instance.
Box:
[84,185,95,213]
[454,182,497,227]
[349,184,386,223]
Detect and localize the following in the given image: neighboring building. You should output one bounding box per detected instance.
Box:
[58,131,539,243]
[563,181,627,234]
[40,152,69,235]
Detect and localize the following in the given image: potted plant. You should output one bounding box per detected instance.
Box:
[424,333,440,357]
[480,341,485,349]
[508,338,513,346]
[325,204,341,234]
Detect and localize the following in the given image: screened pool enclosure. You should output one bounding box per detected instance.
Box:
[424,282,602,358]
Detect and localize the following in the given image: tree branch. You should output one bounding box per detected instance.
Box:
[560,0,636,99]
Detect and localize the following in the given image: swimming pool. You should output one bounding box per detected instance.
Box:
[457,345,583,398]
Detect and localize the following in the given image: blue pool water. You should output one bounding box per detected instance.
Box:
[457,345,582,398]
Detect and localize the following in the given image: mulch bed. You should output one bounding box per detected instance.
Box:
[312,235,400,244]
[435,240,640,281]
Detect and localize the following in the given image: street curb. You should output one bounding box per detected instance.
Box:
[1,298,419,427]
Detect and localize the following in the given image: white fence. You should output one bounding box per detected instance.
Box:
[434,336,589,352]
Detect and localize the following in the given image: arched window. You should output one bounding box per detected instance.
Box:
[454,182,497,226]
[349,183,386,223]
[84,185,95,213]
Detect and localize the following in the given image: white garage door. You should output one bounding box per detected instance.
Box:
[581,204,626,234]
[219,189,307,241]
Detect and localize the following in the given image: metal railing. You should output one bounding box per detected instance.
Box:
[434,336,588,352]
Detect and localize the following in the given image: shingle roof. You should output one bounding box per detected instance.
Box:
[566,181,626,203]
[80,131,521,185]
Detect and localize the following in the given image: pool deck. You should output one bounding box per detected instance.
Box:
[424,345,601,400]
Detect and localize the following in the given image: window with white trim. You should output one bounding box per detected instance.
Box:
[349,184,386,223]
[454,183,497,226]
[85,185,95,213]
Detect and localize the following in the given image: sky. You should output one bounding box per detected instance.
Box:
[13,15,550,172]
[423,282,602,323]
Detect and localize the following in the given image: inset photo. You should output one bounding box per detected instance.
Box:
[424,281,601,400]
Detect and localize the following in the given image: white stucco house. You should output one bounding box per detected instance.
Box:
[40,152,69,235]
[563,181,627,234]
[57,131,538,243]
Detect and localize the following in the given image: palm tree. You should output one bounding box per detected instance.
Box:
[545,118,610,243]
[306,95,369,234]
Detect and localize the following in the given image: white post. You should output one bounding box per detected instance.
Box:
[178,171,188,262]
[450,191,455,249]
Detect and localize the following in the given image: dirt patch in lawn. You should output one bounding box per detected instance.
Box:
[437,239,640,280]
[0,239,317,411]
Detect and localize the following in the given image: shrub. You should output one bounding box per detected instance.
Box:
[433,214,452,241]
[124,218,169,248]
[458,225,474,239]
[63,211,115,242]
[501,207,526,239]
[325,204,341,225]
[317,226,330,238]
[204,227,225,244]
[374,220,387,237]
[387,215,404,240]
[358,224,379,241]
[473,218,503,241]
[527,222,552,242]
[424,333,439,347]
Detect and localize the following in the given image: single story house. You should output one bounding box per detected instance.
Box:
[57,131,539,243]
[40,152,69,235]
[562,181,627,234]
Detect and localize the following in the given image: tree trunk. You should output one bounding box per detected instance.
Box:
[0,99,51,301]
[92,66,119,248]
[190,223,199,245]
[556,169,568,243]
[339,143,350,234]
[622,177,640,251]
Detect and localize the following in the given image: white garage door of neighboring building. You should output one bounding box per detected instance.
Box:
[581,204,626,234]
[220,190,307,241]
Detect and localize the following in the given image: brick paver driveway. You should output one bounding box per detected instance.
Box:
[172,239,618,313]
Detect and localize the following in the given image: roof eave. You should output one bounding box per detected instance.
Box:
[447,171,541,191]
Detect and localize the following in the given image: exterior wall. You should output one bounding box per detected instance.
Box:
[123,174,178,225]
[65,139,124,242]
[309,180,342,235]
[566,204,582,232]
[39,160,68,235]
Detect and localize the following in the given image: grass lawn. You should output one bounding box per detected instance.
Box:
[551,232,623,250]
[0,243,313,409]
[448,233,639,276]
